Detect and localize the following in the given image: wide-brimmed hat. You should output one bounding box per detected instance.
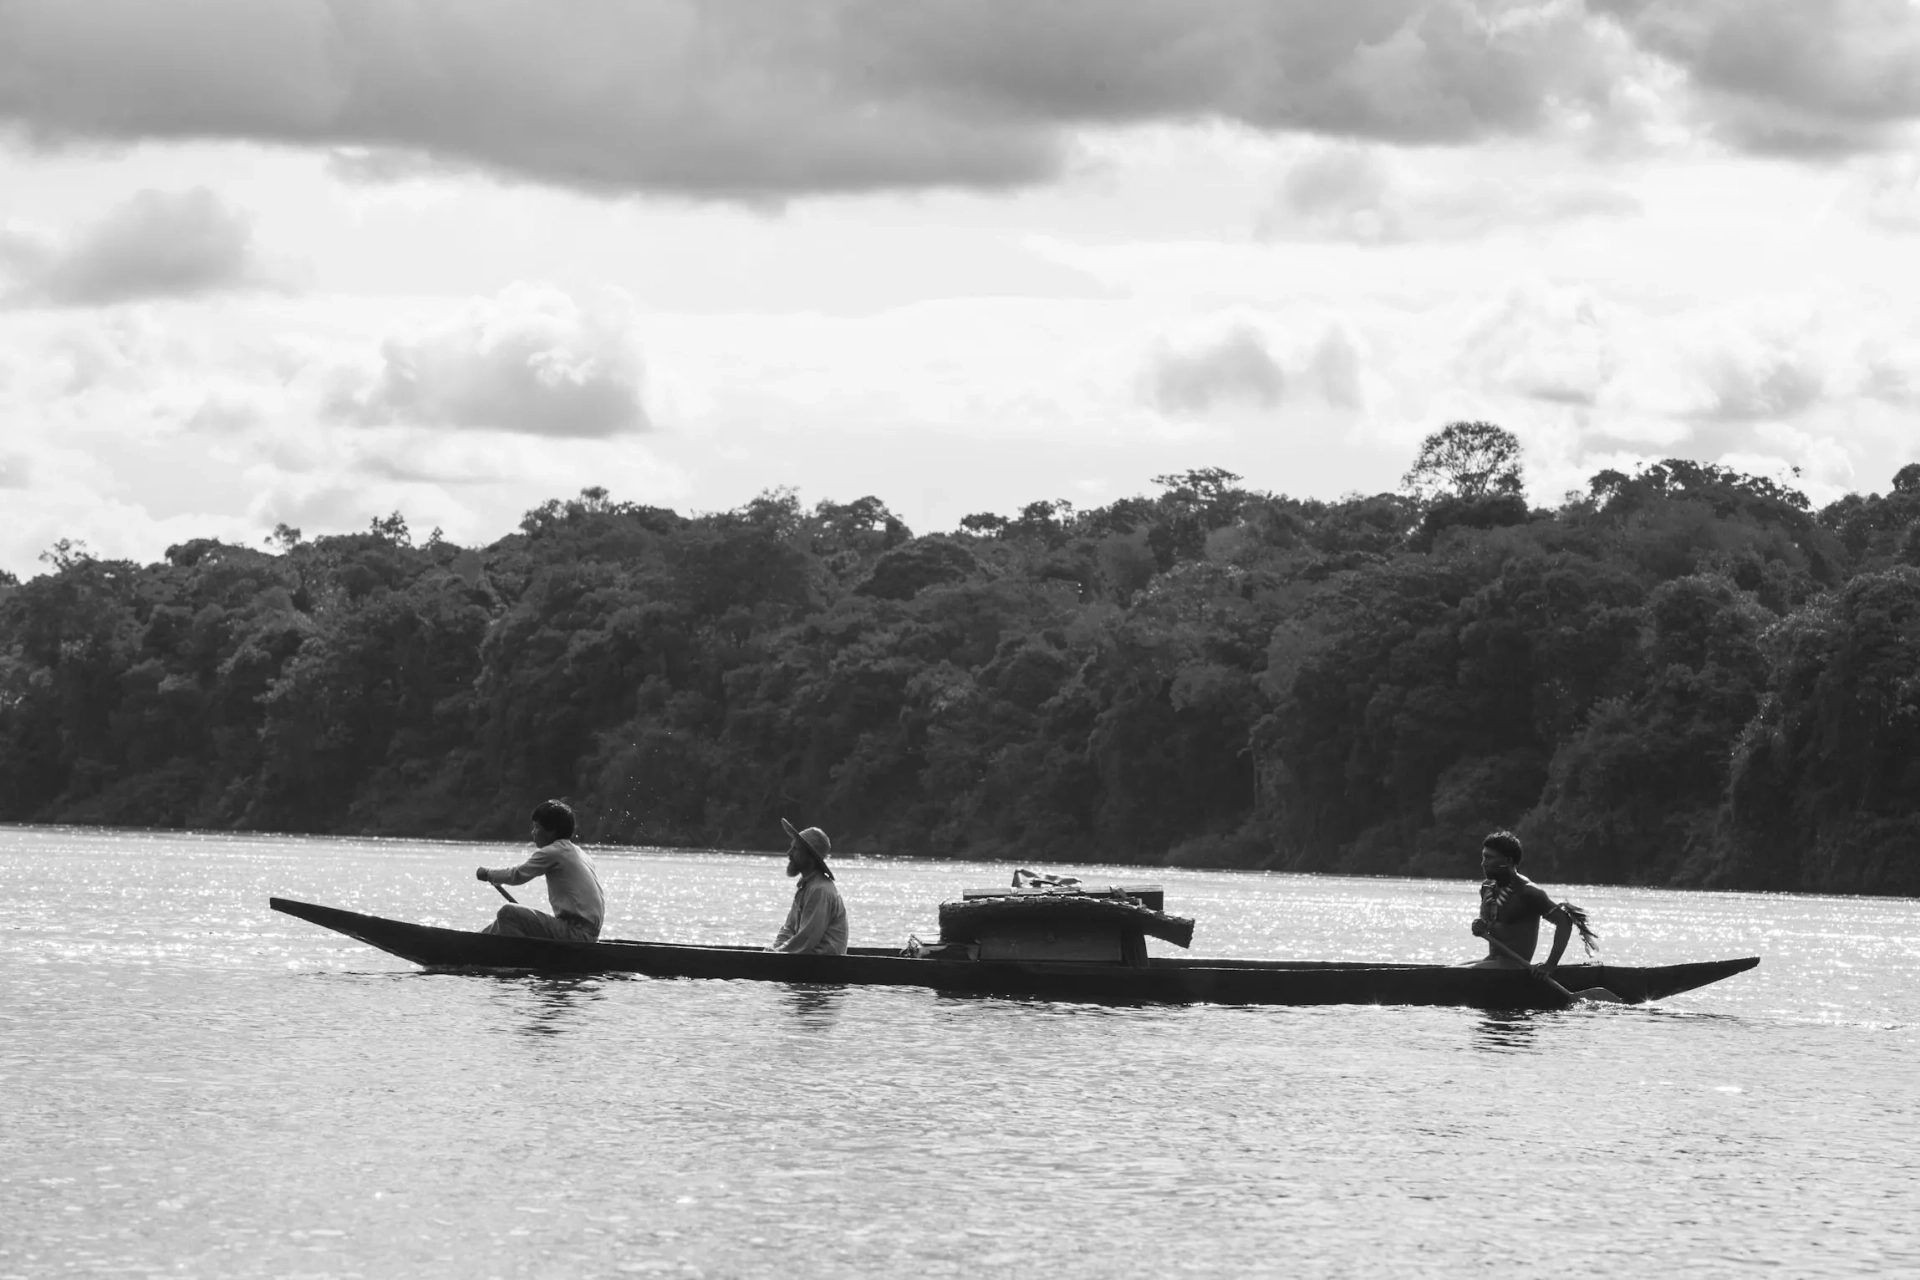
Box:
[780,817,830,863]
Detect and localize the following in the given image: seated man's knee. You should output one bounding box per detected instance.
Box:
[489,904,540,936]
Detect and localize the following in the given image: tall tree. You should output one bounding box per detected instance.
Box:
[1402,420,1525,503]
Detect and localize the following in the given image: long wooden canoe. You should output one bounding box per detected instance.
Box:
[270,897,1759,1009]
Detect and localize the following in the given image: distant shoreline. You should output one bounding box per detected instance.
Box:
[12,820,1916,902]
[5,462,1916,900]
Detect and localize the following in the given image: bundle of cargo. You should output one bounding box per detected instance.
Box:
[937,874,1195,965]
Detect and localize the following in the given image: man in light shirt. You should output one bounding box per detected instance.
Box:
[770,818,848,955]
[475,799,605,942]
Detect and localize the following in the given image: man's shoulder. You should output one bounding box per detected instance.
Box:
[539,839,594,867]
[1513,874,1555,905]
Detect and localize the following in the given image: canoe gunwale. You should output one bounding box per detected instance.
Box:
[268,897,1758,1009]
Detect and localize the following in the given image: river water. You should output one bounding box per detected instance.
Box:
[3,826,1917,1278]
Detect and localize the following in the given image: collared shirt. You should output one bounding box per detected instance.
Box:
[482,839,605,934]
[772,871,848,955]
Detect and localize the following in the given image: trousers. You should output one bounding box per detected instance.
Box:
[482,904,599,942]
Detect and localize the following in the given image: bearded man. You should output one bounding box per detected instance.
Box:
[770,818,849,956]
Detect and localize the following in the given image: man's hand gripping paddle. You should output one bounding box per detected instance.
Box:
[1485,934,1625,1005]
[475,867,517,905]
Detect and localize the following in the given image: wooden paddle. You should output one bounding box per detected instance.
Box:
[1485,934,1625,1005]
[492,882,517,905]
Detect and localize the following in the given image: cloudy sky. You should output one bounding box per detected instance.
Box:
[3,0,1918,577]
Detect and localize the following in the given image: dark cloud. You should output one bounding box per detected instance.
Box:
[1596,0,1920,156]
[9,3,1913,199]
[352,454,513,486]
[1149,326,1286,415]
[1265,147,1399,240]
[1529,384,1598,407]
[1862,355,1917,405]
[1308,329,1364,409]
[1,188,262,306]
[0,1,1632,199]
[1697,354,1824,421]
[326,287,648,439]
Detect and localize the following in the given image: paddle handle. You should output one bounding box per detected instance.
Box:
[493,881,517,905]
[1484,934,1574,1001]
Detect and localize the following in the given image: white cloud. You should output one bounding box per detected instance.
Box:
[1259,143,1642,242]
[1458,282,1613,407]
[0,420,256,576]
[1847,154,1920,232]
[0,290,625,574]
[325,284,648,438]
[1455,288,1920,504]
[0,450,31,489]
[1,132,1916,584]
[0,188,270,306]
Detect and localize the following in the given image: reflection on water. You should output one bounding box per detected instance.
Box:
[782,983,847,1030]
[496,975,608,1038]
[1470,1010,1542,1052]
[1639,1006,1754,1028]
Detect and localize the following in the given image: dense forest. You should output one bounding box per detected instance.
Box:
[2,422,1917,894]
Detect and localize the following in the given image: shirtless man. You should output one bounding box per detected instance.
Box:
[475,799,605,942]
[1468,830,1595,975]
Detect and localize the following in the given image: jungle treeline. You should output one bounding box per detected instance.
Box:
[3,427,1917,895]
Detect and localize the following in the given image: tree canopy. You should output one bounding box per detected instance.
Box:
[3,437,1916,895]
[1401,420,1524,503]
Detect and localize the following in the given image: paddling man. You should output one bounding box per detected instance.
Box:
[1468,830,1597,974]
[770,819,848,955]
[475,799,605,942]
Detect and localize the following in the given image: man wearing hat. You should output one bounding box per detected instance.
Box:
[770,818,849,955]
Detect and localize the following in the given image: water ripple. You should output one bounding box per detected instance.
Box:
[2,826,1916,1277]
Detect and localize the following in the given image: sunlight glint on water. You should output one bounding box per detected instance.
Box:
[2,826,1917,1277]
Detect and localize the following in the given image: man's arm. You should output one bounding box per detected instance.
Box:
[1537,901,1574,973]
[475,845,558,887]
[772,882,832,954]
